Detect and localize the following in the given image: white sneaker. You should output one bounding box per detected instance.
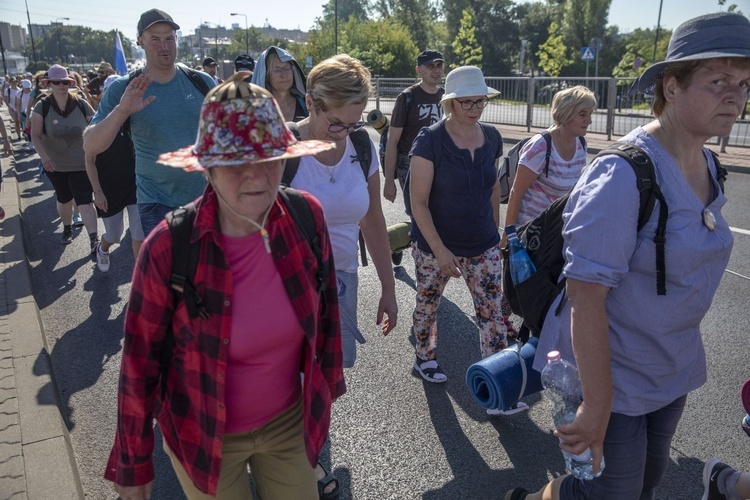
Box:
[96,243,110,272]
[72,213,83,227]
[487,402,529,416]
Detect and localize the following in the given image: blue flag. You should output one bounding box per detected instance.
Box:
[114,30,128,76]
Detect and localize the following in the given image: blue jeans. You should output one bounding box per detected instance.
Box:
[138,202,174,238]
[559,395,687,499]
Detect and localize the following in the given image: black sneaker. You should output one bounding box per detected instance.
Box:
[702,457,733,500]
[89,235,99,254]
[61,229,73,244]
[504,488,529,500]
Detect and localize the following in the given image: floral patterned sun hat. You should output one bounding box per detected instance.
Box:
[158,73,334,172]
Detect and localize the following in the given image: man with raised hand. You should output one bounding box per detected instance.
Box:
[83,9,215,238]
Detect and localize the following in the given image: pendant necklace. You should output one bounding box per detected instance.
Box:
[325,164,337,183]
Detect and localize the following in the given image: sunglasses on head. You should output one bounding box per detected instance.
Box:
[49,80,70,86]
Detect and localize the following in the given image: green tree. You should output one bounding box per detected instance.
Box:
[322,0,371,22]
[537,21,571,76]
[612,27,671,78]
[718,0,743,15]
[453,9,482,68]
[26,26,135,68]
[517,0,560,75]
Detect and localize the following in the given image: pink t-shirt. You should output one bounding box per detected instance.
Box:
[517,133,588,224]
[222,231,305,434]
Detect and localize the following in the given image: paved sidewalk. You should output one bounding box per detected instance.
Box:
[0,116,83,499]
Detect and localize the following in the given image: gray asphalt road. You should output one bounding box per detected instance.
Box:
[15,138,750,499]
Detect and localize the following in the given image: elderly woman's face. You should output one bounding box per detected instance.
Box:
[670,59,750,137]
[268,60,294,93]
[209,160,284,224]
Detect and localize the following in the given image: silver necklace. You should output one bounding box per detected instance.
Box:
[324,164,337,183]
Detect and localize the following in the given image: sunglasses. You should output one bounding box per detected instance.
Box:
[320,110,366,134]
[456,98,490,110]
[48,80,71,86]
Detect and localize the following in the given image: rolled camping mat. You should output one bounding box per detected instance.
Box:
[387,222,411,253]
[465,336,543,412]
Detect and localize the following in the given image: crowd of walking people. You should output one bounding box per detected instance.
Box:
[1,8,749,500]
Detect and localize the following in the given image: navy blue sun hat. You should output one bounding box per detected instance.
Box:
[629,12,750,95]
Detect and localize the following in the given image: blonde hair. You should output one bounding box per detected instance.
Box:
[551,85,597,125]
[264,50,281,90]
[306,54,371,111]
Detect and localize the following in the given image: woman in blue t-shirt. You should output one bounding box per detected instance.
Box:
[408,66,523,414]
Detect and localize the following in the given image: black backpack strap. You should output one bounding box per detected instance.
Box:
[708,149,727,193]
[541,131,553,177]
[278,187,328,292]
[597,142,668,295]
[349,129,373,267]
[160,203,207,398]
[177,65,211,96]
[281,122,302,186]
[41,97,49,135]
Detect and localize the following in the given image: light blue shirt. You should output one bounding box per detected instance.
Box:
[91,65,215,207]
[535,127,733,416]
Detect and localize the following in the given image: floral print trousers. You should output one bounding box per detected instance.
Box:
[411,242,508,361]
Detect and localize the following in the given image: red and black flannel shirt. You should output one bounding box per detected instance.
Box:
[104,186,345,496]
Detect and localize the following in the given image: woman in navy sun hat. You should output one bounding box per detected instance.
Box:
[506,12,750,500]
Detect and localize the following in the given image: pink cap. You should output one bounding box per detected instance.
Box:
[547,351,561,363]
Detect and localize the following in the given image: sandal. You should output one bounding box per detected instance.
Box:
[487,402,529,416]
[413,357,447,383]
[317,462,340,500]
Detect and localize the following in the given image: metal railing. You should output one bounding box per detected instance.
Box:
[368,77,749,148]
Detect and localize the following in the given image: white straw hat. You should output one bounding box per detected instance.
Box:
[440,66,499,103]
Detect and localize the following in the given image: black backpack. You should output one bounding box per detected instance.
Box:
[378,87,414,176]
[502,142,726,343]
[39,95,88,134]
[283,121,373,266]
[158,186,328,398]
[498,131,587,204]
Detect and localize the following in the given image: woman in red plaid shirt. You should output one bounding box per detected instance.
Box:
[105,74,346,499]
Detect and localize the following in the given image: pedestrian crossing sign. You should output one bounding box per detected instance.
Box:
[581,47,595,61]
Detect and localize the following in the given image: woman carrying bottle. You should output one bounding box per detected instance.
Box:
[506,12,750,500]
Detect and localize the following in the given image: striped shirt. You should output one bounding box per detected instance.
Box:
[517,132,587,224]
[104,186,345,495]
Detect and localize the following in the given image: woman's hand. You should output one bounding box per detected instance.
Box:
[376,290,398,335]
[554,400,609,475]
[435,247,461,278]
[94,189,108,213]
[114,481,153,500]
[41,157,55,172]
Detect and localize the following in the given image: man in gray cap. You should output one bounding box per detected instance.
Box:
[83,9,216,241]
[382,49,445,214]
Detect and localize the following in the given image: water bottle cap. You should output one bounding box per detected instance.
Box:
[547,351,561,363]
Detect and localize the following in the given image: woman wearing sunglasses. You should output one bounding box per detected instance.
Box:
[286,54,397,500]
[30,64,98,250]
[407,66,516,404]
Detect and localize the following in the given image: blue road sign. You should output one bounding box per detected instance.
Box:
[581,47,595,61]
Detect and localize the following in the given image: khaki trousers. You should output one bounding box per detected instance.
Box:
[164,398,317,499]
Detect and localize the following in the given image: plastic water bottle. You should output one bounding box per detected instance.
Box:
[505,225,537,284]
[540,351,605,480]
[742,414,750,437]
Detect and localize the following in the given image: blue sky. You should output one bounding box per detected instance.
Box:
[1,0,747,42]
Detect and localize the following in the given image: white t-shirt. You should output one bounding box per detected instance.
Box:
[291,136,379,272]
[7,88,20,111]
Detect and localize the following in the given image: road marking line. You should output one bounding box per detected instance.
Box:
[725,269,750,281]
[730,226,750,236]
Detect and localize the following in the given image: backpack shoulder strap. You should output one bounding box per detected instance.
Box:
[403,87,414,115]
[281,122,302,186]
[540,131,553,177]
[708,149,727,193]
[578,135,587,151]
[596,142,668,295]
[41,96,50,134]
[349,129,372,180]
[178,65,211,96]
[278,187,328,292]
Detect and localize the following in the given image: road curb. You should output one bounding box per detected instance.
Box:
[1,149,85,500]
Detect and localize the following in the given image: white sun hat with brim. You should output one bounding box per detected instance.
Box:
[440,65,500,103]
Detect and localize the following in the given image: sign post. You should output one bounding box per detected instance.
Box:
[581,47,595,84]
